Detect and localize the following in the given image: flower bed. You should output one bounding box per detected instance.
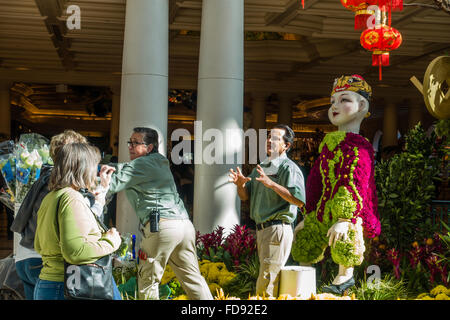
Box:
[161,260,237,299]
[113,224,258,300]
[416,285,450,300]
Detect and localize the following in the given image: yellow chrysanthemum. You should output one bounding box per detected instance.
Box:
[208,283,221,295]
[416,293,429,299]
[200,261,227,283]
[430,285,447,296]
[421,295,434,300]
[435,293,449,300]
[199,260,212,278]
[199,259,211,266]
[218,273,236,287]
[161,265,176,285]
[173,295,188,300]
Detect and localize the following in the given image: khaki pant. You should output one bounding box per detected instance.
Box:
[256,223,293,297]
[138,219,213,300]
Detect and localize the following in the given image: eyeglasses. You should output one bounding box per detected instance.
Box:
[127,140,147,148]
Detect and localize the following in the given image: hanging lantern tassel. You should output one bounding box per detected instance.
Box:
[372,52,390,80]
[372,52,390,66]
[302,0,305,9]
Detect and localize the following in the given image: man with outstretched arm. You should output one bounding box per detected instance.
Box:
[229,124,305,297]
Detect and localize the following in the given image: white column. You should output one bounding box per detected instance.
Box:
[251,92,267,132]
[382,102,398,148]
[193,0,244,234]
[251,92,267,163]
[0,82,11,138]
[116,0,169,237]
[109,85,120,157]
[278,93,294,127]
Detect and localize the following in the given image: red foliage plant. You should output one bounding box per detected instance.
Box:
[222,225,257,267]
[196,224,257,267]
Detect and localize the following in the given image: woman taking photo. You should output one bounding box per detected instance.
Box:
[33,143,121,300]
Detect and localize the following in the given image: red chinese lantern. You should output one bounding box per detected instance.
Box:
[376,0,403,11]
[340,0,404,29]
[376,1,404,27]
[360,24,402,80]
[340,0,378,30]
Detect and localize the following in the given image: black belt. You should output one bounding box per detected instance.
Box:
[256,220,290,231]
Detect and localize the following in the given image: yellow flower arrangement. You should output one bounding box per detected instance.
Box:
[430,285,447,296]
[217,273,236,287]
[416,285,449,300]
[435,293,450,300]
[161,260,237,298]
[161,265,177,285]
[198,260,236,295]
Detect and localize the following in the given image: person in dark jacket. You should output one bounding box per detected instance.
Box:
[10,130,88,300]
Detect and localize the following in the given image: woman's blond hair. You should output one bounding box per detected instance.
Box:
[48,143,100,192]
[49,130,87,160]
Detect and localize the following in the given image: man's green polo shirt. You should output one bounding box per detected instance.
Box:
[108,152,189,226]
[245,153,305,225]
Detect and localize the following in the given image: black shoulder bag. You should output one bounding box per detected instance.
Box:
[55,192,114,300]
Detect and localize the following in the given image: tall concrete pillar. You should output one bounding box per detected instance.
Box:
[251,92,268,163]
[278,93,294,127]
[251,92,267,132]
[193,0,244,234]
[116,0,169,236]
[0,82,11,138]
[382,102,398,148]
[109,85,120,157]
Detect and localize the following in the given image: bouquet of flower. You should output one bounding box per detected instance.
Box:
[114,233,134,261]
[0,133,51,209]
[15,133,50,204]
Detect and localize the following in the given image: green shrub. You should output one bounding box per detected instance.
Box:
[349,274,409,300]
[375,123,444,251]
[222,254,259,299]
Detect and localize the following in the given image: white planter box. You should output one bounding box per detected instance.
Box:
[279,266,316,299]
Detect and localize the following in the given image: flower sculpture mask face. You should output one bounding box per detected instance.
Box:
[329,91,367,133]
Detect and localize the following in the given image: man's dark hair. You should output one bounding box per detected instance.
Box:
[133,127,159,152]
[273,124,295,152]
